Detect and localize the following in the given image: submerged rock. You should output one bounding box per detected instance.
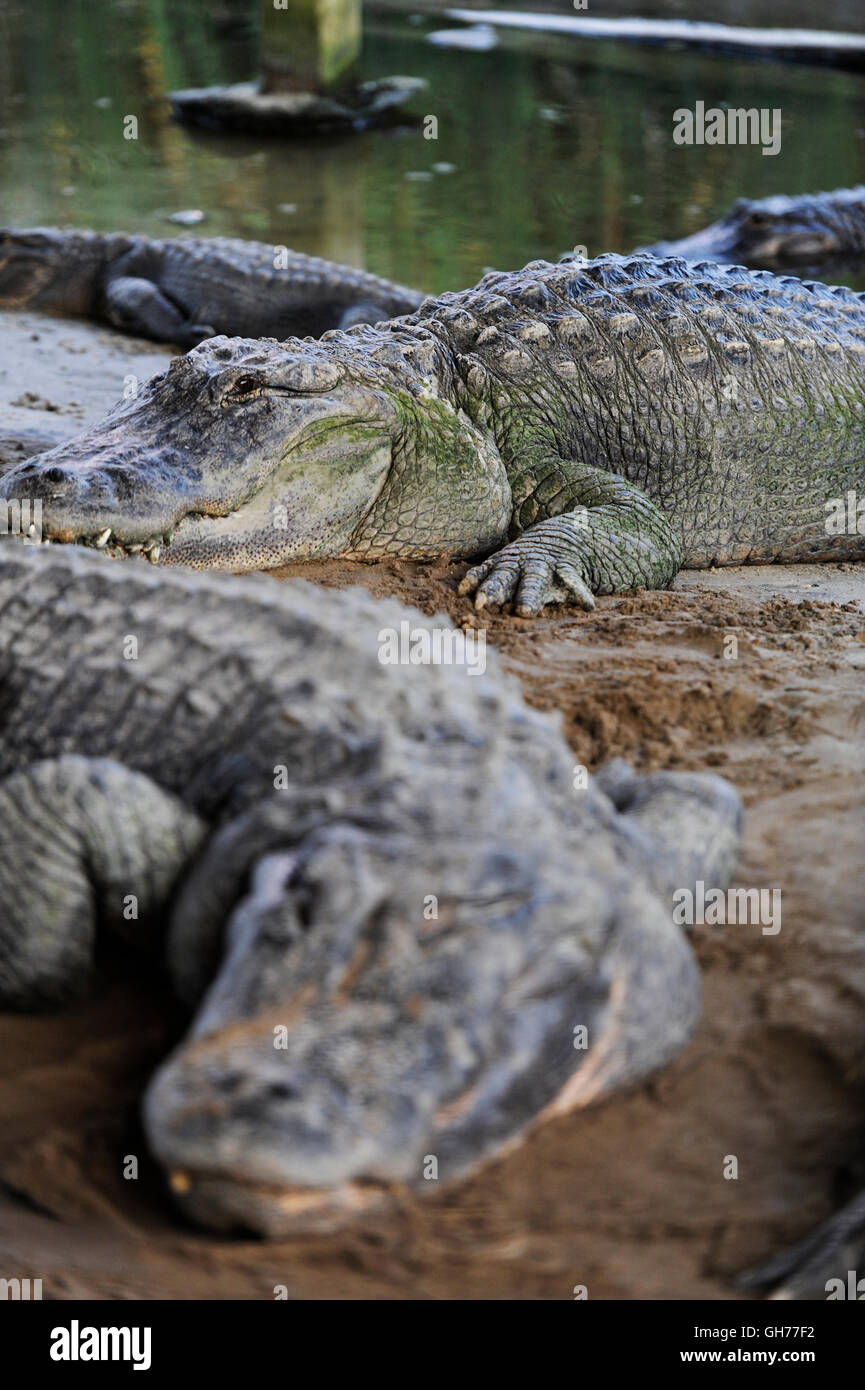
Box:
[169,76,427,136]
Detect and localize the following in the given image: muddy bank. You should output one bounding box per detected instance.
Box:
[0,314,863,1299]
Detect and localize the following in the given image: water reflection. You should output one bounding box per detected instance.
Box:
[0,0,863,292]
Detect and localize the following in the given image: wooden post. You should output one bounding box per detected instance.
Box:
[261,0,361,94]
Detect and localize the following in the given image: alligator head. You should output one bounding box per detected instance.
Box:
[0,226,118,315]
[0,330,510,569]
[645,193,850,266]
[141,748,737,1237]
[141,771,654,1236]
[0,335,405,566]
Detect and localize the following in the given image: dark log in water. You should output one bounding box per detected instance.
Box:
[441,11,865,71]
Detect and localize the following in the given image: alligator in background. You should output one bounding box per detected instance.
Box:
[3,252,863,610]
[0,228,424,348]
[638,186,865,272]
[0,542,743,1238]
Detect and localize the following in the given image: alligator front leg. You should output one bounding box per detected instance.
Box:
[459,462,682,616]
[337,300,397,330]
[104,276,215,348]
[0,756,205,1008]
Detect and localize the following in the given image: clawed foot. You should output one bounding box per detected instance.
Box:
[458,468,681,616]
[458,520,596,617]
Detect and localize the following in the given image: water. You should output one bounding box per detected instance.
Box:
[1,0,864,294]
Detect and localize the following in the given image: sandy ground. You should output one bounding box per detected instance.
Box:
[0,312,863,1300]
[0,311,174,472]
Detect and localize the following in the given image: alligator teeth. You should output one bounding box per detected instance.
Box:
[95,527,112,548]
[147,545,161,564]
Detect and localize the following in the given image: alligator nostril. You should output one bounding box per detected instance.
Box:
[44,467,65,484]
[266,1083,297,1102]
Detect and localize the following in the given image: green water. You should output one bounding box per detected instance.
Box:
[1,0,864,294]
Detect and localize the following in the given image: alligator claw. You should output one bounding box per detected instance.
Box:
[458,559,494,597]
[461,557,520,610]
[460,540,596,617]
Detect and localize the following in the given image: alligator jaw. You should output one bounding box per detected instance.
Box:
[165,1168,393,1236]
[7,525,172,564]
[750,231,837,263]
[641,212,839,267]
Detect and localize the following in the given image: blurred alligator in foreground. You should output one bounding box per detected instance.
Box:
[0,227,423,348]
[639,186,865,271]
[2,253,863,611]
[0,544,743,1240]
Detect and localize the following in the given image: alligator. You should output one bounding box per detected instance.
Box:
[639,186,865,270]
[0,227,424,349]
[2,252,863,612]
[0,542,743,1236]
[740,1193,865,1301]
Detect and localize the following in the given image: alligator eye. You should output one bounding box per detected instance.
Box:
[223,374,264,405]
[745,212,771,230]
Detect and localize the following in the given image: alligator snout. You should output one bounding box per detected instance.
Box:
[5,456,66,489]
[4,454,127,503]
[6,458,89,501]
[0,457,84,542]
[0,443,180,552]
